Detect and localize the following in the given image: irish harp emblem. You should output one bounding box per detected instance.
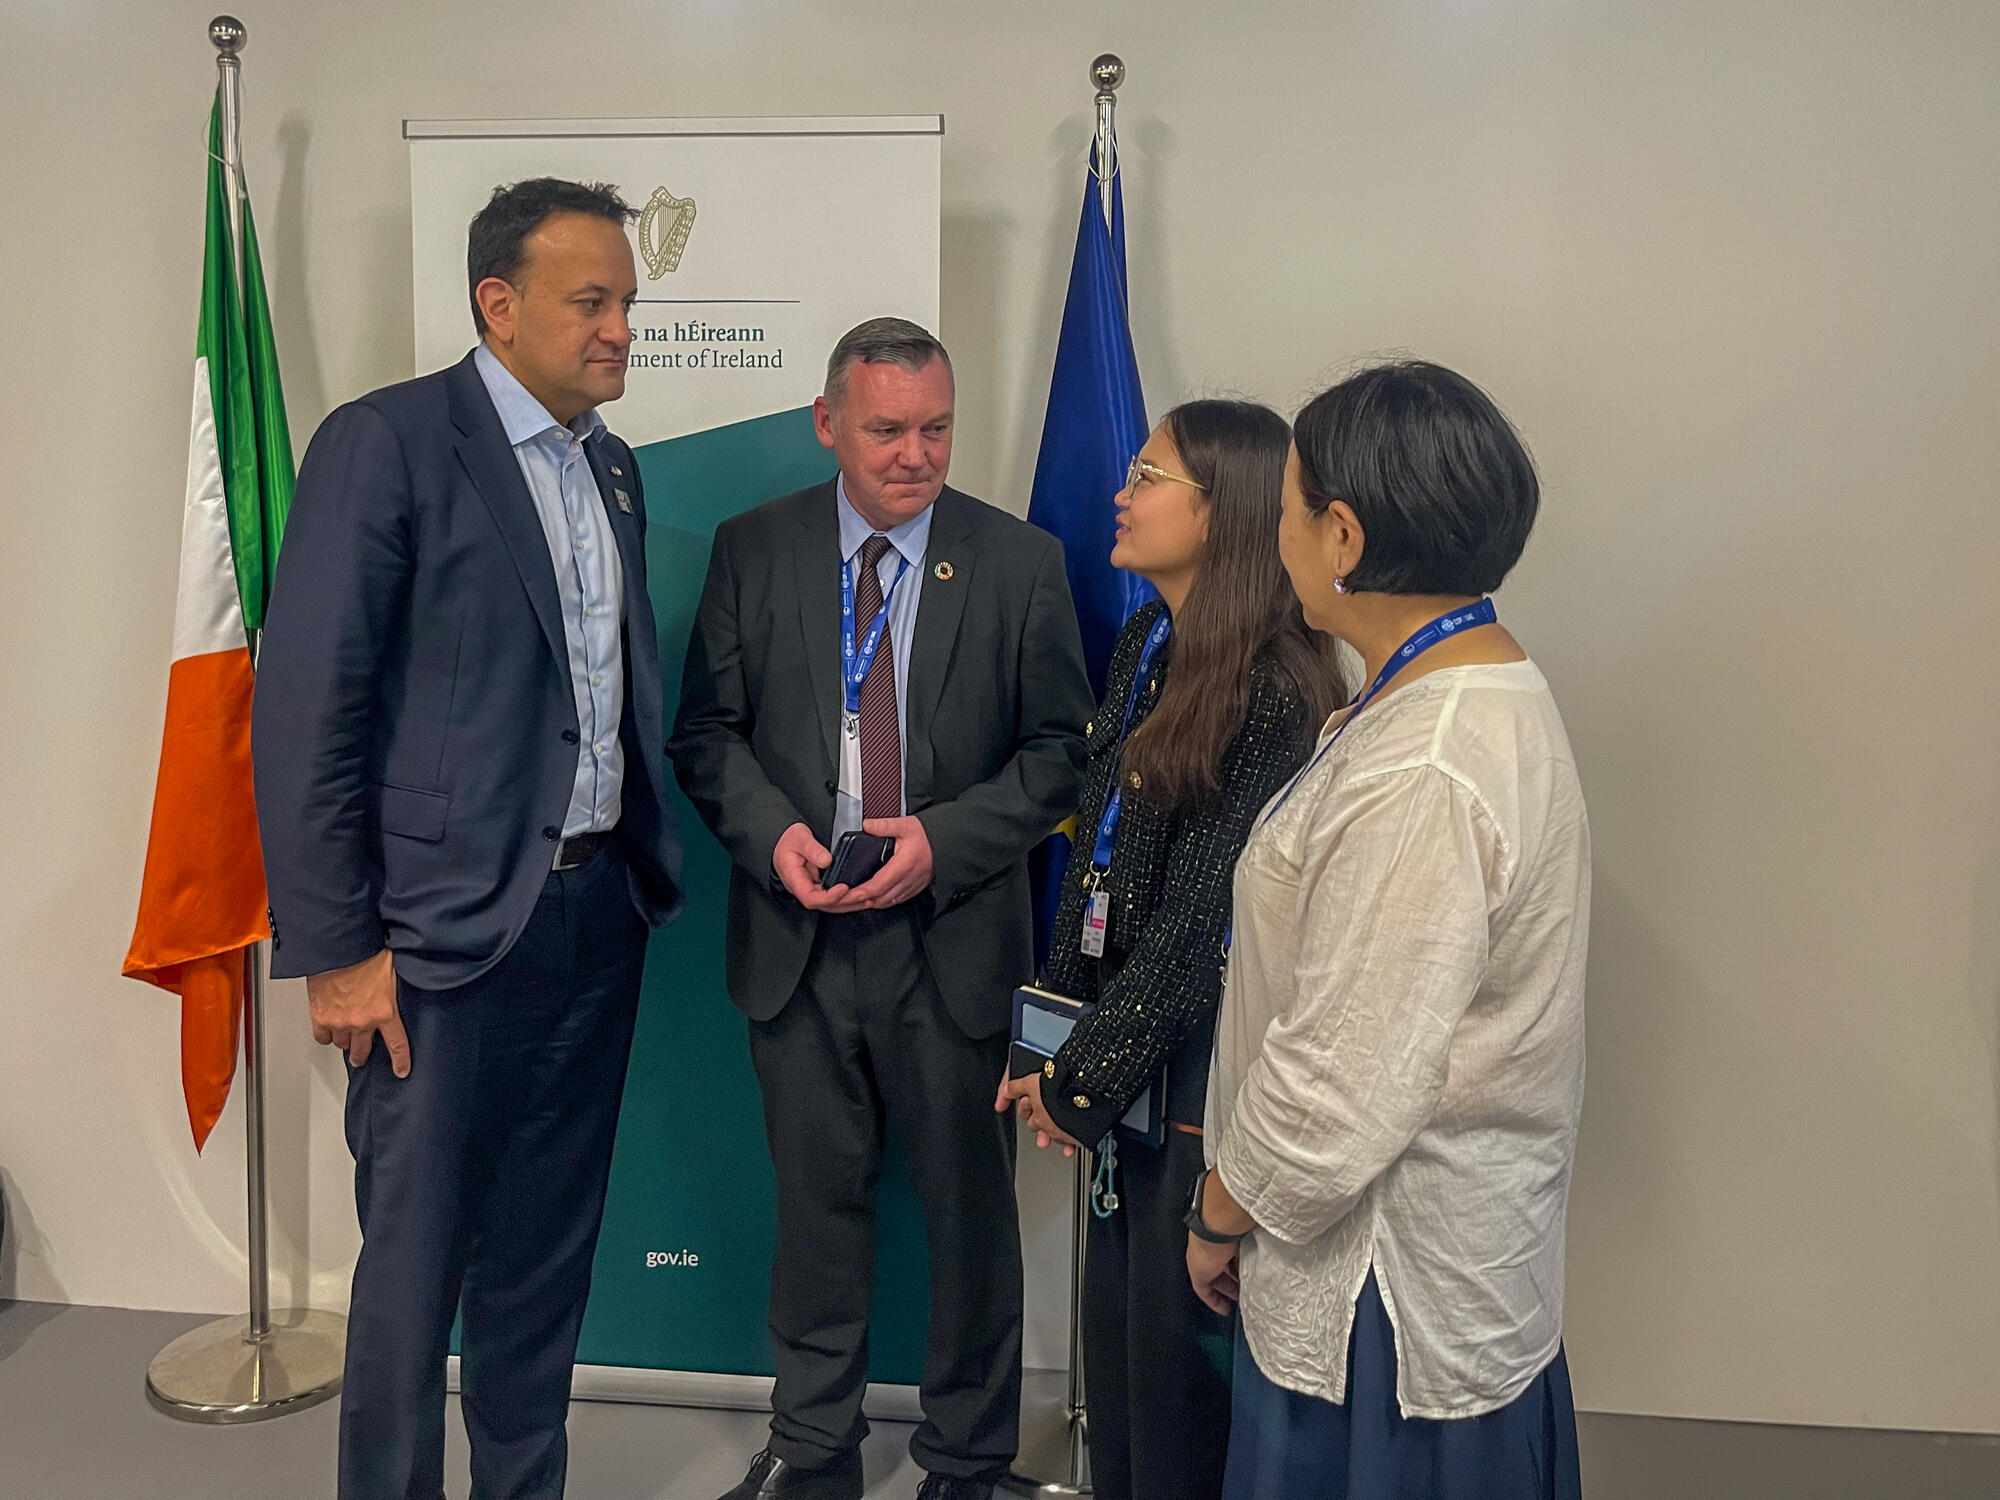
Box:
[638,186,697,278]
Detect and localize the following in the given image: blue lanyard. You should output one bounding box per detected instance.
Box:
[1221,597,1499,963]
[840,548,909,716]
[1088,612,1174,877]
[1257,598,1497,831]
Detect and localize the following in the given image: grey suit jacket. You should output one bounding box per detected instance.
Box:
[669,479,1091,1038]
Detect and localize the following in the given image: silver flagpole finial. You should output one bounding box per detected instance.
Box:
[209,15,246,55]
[1090,54,1126,233]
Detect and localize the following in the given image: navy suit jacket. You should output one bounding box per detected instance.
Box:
[253,351,684,990]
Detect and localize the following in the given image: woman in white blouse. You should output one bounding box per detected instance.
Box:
[1186,360,1588,1499]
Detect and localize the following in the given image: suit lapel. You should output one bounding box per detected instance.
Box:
[448,355,566,669]
[907,488,976,739]
[792,483,845,776]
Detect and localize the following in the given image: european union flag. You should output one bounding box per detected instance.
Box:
[1029,141,1154,696]
[1027,139,1154,963]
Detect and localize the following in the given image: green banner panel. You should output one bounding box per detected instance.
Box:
[574,405,933,1382]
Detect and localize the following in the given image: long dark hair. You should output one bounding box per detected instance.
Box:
[1120,400,1346,809]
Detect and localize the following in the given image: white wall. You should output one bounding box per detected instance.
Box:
[4,0,1998,1434]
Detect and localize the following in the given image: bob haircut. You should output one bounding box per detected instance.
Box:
[1293,360,1538,596]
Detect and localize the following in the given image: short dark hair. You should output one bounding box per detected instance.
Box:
[1293,360,1539,596]
[466,178,636,334]
[823,317,951,406]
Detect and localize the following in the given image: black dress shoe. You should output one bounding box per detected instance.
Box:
[717,1447,864,1500]
[914,1476,999,1500]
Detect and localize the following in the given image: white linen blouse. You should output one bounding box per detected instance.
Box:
[1206,658,1590,1419]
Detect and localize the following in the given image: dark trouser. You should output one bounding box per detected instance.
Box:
[748,908,1022,1480]
[338,847,647,1500]
[1083,1128,1234,1500]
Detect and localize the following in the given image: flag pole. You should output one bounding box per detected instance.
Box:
[1064,63,1124,1481]
[214,17,247,316]
[211,12,274,1351]
[1004,62,1126,1500]
[1005,1149,1096,1498]
[144,15,346,1423]
[1065,1141,1094,1483]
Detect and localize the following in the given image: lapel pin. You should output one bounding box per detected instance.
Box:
[934,561,954,581]
[610,464,624,477]
[614,488,634,514]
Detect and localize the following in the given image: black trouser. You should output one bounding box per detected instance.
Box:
[748,908,1022,1480]
[338,847,647,1500]
[1082,1127,1234,1500]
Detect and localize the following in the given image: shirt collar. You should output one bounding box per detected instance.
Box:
[835,473,934,568]
[473,343,605,448]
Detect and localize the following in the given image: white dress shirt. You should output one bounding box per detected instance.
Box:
[831,476,930,840]
[1207,659,1591,1419]
[473,344,625,839]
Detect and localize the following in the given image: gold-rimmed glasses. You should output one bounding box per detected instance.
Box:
[1125,456,1207,494]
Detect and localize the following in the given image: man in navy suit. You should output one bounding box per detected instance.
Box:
[253,178,683,1500]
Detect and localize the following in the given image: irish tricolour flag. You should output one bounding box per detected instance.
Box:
[123,92,293,1150]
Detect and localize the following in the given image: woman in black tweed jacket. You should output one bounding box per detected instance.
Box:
[999,399,1343,1500]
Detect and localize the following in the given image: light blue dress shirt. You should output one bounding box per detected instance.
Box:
[832,475,930,839]
[473,344,625,840]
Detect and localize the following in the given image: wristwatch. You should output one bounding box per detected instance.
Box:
[1183,1167,1246,1245]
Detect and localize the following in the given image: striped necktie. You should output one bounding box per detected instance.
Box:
[853,534,902,819]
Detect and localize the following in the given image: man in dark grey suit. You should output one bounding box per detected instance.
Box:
[253,179,682,1500]
[672,319,1091,1500]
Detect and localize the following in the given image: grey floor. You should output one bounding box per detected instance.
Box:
[3,1300,1998,1500]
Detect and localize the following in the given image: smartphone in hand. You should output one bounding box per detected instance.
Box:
[821,831,896,890]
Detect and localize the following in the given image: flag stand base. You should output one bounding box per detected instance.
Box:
[145,1308,346,1424]
[1002,1365,1092,1496]
[1001,1411,1091,1496]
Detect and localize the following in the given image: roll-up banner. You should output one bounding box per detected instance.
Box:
[407,116,943,1400]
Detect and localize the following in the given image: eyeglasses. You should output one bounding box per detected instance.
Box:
[1125,456,1207,494]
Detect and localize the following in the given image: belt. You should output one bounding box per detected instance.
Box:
[552,829,614,872]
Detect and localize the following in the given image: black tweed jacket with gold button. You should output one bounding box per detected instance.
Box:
[1038,601,1321,1148]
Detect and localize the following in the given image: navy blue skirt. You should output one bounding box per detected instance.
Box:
[1223,1272,1582,1500]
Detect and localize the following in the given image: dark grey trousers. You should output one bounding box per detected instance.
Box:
[748,908,1022,1480]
